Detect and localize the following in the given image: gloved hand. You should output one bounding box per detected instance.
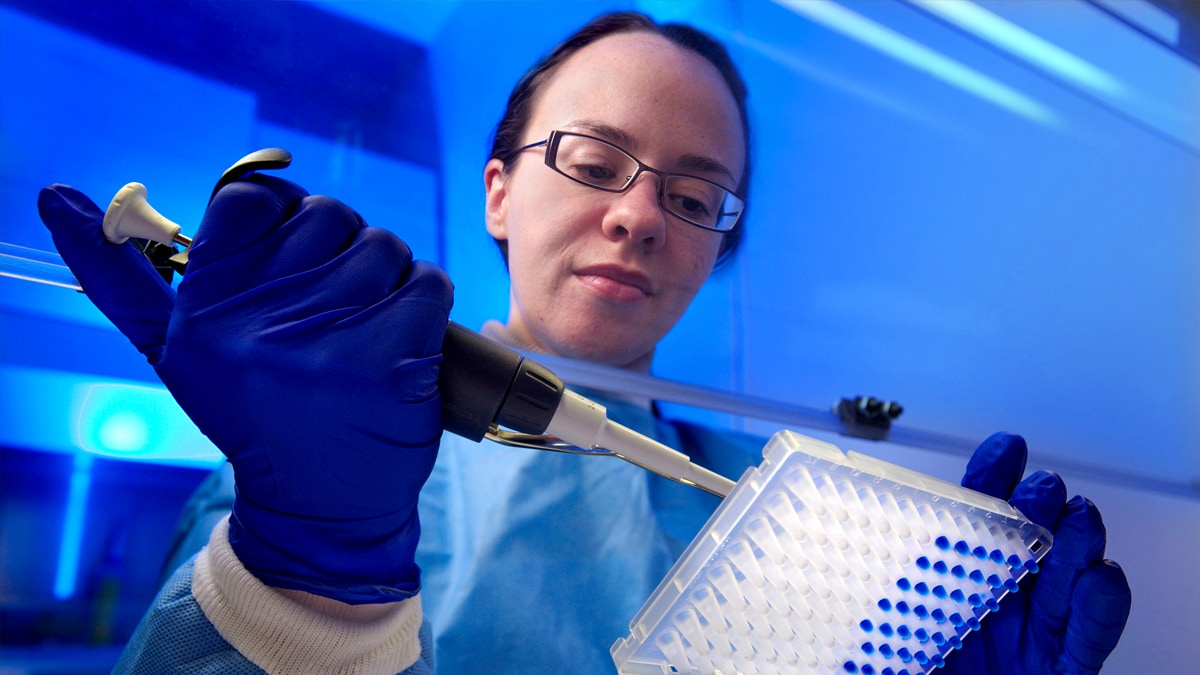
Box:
[38,176,453,604]
[944,432,1132,674]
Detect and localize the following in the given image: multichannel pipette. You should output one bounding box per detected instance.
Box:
[7,148,736,498]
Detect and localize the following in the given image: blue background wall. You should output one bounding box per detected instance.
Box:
[1,0,1196,672]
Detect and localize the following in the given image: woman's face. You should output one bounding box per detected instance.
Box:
[485,31,745,370]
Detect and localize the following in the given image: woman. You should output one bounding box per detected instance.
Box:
[418,16,756,672]
[38,11,1129,674]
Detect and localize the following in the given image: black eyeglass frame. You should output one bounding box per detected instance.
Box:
[505,130,745,233]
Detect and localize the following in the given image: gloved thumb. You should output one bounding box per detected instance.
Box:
[39,184,175,362]
[962,432,1028,499]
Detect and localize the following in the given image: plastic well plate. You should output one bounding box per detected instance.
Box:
[611,431,1052,675]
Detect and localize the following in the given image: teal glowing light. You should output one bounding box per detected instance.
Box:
[76,382,168,458]
[776,0,1057,126]
[74,380,222,465]
[0,366,223,465]
[97,410,151,453]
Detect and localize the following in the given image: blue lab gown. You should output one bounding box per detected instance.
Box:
[113,389,765,674]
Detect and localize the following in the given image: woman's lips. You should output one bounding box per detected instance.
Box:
[575,265,653,303]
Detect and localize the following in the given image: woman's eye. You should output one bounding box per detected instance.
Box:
[666,178,726,222]
[566,162,621,186]
[672,193,713,218]
[583,165,617,182]
[681,194,705,214]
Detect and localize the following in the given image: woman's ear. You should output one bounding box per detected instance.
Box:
[484,158,509,239]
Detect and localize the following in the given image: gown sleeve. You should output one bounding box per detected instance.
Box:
[116,472,435,674]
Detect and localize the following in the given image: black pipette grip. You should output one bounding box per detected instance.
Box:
[438,322,565,442]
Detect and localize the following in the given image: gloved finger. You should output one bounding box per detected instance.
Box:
[38,184,174,362]
[259,195,375,281]
[270,225,413,310]
[324,246,453,360]
[1009,470,1068,530]
[1030,496,1107,638]
[961,432,1028,499]
[185,174,313,281]
[185,179,372,305]
[212,226,441,350]
[395,259,455,354]
[1064,560,1132,673]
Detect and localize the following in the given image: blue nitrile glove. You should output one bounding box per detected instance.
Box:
[39,177,452,604]
[943,432,1132,674]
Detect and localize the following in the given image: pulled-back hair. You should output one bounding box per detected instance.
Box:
[489,12,751,267]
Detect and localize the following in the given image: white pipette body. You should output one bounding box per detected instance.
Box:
[546,389,737,498]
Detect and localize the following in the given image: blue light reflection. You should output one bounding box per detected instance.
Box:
[52,452,93,599]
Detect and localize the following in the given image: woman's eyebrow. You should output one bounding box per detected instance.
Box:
[566,119,638,149]
[676,153,737,185]
[566,119,737,185]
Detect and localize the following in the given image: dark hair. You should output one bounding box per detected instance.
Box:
[488,12,751,267]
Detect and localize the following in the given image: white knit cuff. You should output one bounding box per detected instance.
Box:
[193,516,424,674]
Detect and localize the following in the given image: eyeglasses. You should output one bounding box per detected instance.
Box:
[508,130,744,233]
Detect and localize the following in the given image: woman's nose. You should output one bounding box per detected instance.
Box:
[601,174,668,250]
